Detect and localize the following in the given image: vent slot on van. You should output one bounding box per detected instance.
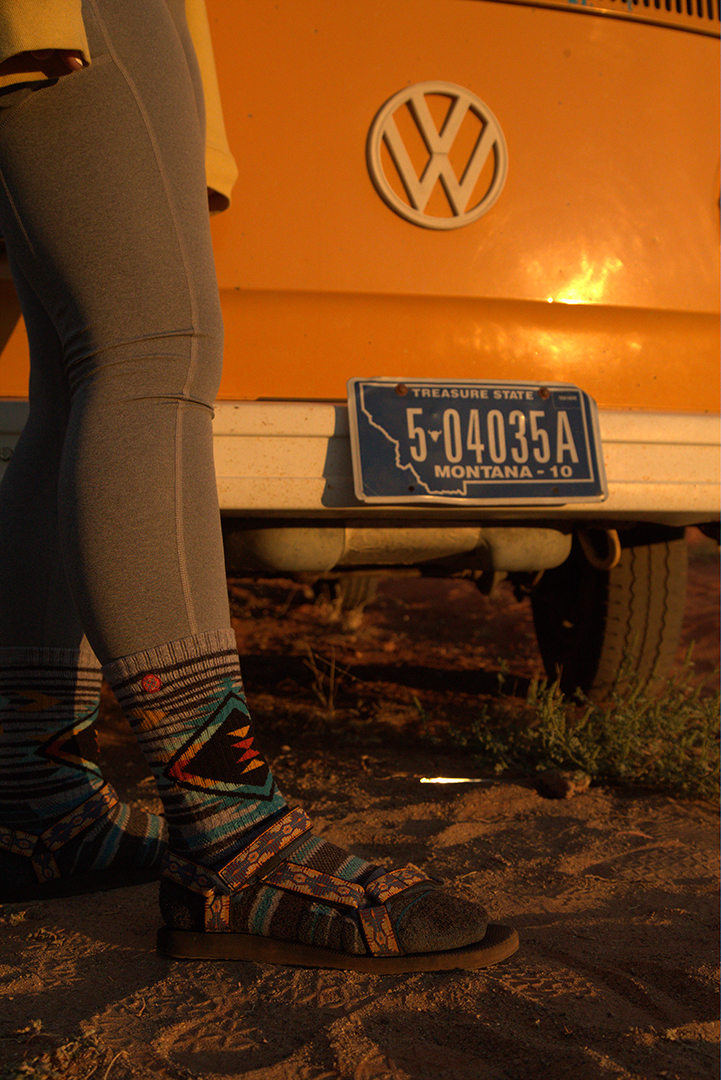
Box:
[493,0,721,35]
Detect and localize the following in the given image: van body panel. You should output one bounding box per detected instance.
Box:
[204,0,719,409]
[0,0,718,574]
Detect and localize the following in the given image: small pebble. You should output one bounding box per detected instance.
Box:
[536,769,591,799]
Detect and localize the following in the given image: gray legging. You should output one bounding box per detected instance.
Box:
[0,0,231,663]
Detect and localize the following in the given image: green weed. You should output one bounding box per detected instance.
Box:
[425,651,720,798]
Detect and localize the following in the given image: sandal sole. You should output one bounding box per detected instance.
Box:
[156,921,519,973]
[0,865,161,903]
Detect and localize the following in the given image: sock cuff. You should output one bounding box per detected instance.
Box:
[101,628,239,691]
[0,639,100,675]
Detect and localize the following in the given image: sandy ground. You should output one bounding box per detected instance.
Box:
[0,531,718,1080]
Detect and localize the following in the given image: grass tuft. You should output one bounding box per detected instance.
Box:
[425,650,720,799]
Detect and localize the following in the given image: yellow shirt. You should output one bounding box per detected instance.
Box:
[0,0,238,211]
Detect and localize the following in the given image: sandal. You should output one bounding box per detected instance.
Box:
[0,783,166,902]
[157,807,519,973]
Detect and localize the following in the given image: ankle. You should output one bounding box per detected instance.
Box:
[0,643,105,830]
[103,630,287,868]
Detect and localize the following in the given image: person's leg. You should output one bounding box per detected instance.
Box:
[0,0,287,862]
[0,0,514,966]
[0,0,259,900]
[0,0,214,897]
[0,0,290,868]
[0,258,83,652]
[0,258,165,901]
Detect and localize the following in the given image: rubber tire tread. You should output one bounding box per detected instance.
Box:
[531,527,687,699]
[336,573,381,611]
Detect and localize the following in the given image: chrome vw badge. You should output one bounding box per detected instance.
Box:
[367,81,508,230]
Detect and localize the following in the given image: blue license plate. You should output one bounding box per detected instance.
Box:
[347,378,607,505]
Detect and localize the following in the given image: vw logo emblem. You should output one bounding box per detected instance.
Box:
[367,81,508,230]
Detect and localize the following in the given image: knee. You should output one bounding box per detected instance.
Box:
[66,316,224,410]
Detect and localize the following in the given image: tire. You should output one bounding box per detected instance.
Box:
[314,572,382,611]
[530,527,688,699]
[336,573,381,610]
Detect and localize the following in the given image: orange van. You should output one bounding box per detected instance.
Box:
[1,0,719,697]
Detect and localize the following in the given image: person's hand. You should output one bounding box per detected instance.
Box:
[29,50,84,71]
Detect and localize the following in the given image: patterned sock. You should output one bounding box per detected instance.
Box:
[0,644,166,888]
[103,629,288,868]
[159,826,487,956]
[213,834,467,956]
[102,631,388,885]
[105,630,489,957]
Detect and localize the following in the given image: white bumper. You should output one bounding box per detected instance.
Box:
[211,402,719,524]
[1,400,718,525]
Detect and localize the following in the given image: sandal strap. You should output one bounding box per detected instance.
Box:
[365,866,430,903]
[218,807,312,890]
[359,905,400,956]
[161,853,226,897]
[160,809,434,958]
[0,823,37,858]
[0,783,120,884]
[40,784,119,852]
[160,806,312,898]
[360,867,431,956]
[202,889,405,955]
[263,862,367,907]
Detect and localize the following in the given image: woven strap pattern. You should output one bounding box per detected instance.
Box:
[365,866,429,904]
[360,905,400,956]
[218,807,311,890]
[40,784,119,852]
[205,893,232,931]
[31,848,62,885]
[263,862,367,908]
[161,806,433,957]
[162,852,226,897]
[0,783,120,883]
[161,807,311,899]
[0,823,37,858]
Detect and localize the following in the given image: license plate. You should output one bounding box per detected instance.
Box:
[347,378,607,505]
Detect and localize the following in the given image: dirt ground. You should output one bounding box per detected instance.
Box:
[0,530,718,1080]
